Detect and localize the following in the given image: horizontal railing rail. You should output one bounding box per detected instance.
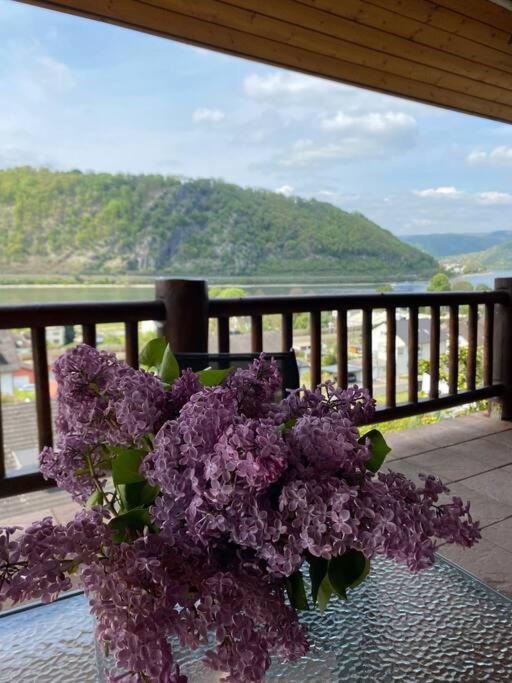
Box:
[0,300,165,329]
[208,291,508,316]
[1,277,511,500]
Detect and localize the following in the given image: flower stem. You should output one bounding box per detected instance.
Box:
[85,453,117,516]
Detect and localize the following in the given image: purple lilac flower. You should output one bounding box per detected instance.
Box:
[39,435,108,503]
[0,510,112,605]
[54,344,168,446]
[287,413,370,474]
[164,368,202,417]
[226,355,281,417]
[1,346,482,683]
[275,382,375,425]
[349,470,481,571]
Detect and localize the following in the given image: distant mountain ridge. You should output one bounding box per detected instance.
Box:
[454,240,512,271]
[0,167,437,279]
[401,231,512,259]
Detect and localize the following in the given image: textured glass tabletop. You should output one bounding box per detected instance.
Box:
[1,556,511,683]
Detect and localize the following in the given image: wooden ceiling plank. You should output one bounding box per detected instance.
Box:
[297,0,512,76]
[435,0,512,32]
[211,0,512,101]
[368,0,511,53]
[16,0,512,123]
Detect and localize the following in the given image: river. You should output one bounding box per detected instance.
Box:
[0,270,510,306]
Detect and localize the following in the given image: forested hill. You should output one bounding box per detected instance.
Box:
[401,231,512,259]
[0,167,437,279]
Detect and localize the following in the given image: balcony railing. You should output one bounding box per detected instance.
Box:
[1,277,511,499]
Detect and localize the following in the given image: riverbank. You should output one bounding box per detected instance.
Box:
[0,269,511,307]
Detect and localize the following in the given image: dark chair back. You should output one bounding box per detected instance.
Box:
[174,351,300,397]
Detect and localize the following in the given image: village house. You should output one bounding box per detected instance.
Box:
[0,331,34,396]
[372,316,448,380]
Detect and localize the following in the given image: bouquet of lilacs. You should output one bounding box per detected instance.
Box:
[0,340,480,682]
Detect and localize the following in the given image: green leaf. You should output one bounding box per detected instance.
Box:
[284,570,309,611]
[307,554,328,605]
[117,482,141,511]
[197,367,234,386]
[111,447,147,485]
[317,575,333,613]
[139,337,167,369]
[117,481,160,512]
[327,561,348,601]
[86,489,104,509]
[328,549,371,598]
[159,345,180,386]
[140,483,160,506]
[359,429,391,473]
[108,507,152,543]
[277,417,297,435]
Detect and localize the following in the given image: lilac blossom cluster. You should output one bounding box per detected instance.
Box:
[40,345,200,503]
[0,345,481,683]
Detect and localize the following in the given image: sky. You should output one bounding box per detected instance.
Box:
[1,1,512,236]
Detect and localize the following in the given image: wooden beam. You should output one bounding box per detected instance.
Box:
[436,0,512,31]
[297,0,512,77]
[17,0,512,123]
[368,0,512,53]
[223,0,512,96]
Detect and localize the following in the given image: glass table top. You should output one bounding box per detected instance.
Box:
[1,555,511,683]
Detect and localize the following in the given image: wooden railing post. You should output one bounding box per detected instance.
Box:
[155,278,209,352]
[493,278,512,420]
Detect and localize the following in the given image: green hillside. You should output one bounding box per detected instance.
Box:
[452,240,512,272]
[401,231,512,259]
[0,167,437,279]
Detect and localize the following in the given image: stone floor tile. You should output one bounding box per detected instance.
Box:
[405,446,494,483]
[50,501,81,524]
[385,458,426,481]
[460,436,512,467]
[456,467,512,504]
[438,537,512,597]
[0,508,54,528]
[447,481,512,527]
[482,517,512,553]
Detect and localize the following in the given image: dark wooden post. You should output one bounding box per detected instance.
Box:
[155,278,209,352]
[493,278,512,420]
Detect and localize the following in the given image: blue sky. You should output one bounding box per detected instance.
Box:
[1,0,512,236]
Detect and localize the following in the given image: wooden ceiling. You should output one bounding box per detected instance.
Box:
[18,0,512,123]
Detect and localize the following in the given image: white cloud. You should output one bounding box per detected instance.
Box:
[410,218,435,227]
[13,50,76,102]
[281,134,414,167]
[244,72,334,100]
[412,187,512,206]
[317,189,336,197]
[476,191,512,205]
[192,107,225,123]
[320,111,416,135]
[275,184,294,196]
[275,109,416,167]
[413,186,464,198]
[467,146,512,167]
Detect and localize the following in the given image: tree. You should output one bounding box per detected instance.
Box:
[419,346,483,389]
[427,273,451,292]
[64,325,75,345]
[210,287,247,299]
[377,283,393,293]
[451,279,473,291]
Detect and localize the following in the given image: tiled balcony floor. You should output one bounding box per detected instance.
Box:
[387,412,512,597]
[1,412,511,596]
